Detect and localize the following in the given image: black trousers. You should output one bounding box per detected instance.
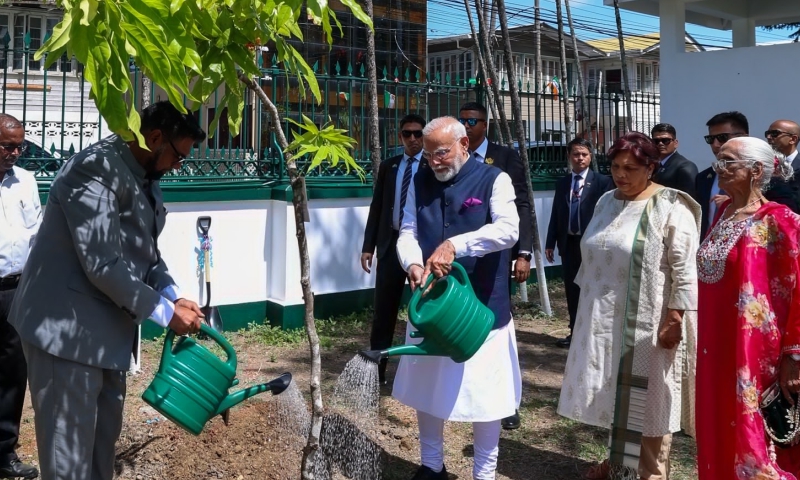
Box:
[0,287,26,464]
[562,235,583,333]
[369,234,407,376]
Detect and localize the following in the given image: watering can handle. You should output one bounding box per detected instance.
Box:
[197,324,238,370]
[161,325,238,372]
[450,262,469,286]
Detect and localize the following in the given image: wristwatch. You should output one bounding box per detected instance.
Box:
[517,252,532,262]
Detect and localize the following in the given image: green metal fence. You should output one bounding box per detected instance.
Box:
[1,39,660,184]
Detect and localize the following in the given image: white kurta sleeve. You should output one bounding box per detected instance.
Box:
[665,197,700,311]
[396,179,424,273]
[447,172,520,258]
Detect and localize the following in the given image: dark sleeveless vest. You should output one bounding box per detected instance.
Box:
[414,157,511,330]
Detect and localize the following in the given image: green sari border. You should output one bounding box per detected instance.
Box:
[608,191,662,466]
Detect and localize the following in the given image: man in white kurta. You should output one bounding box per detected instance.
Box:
[394,116,522,480]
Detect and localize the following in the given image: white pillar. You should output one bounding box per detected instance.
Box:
[659,0,685,122]
[732,18,756,48]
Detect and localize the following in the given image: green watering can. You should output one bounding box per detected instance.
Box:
[360,262,495,364]
[142,324,292,436]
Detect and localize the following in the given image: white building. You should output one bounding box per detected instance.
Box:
[608,0,800,164]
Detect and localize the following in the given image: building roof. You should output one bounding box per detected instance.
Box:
[428,22,605,59]
[604,0,800,31]
[585,32,703,55]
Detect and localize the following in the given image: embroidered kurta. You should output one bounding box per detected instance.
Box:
[697,202,800,480]
[557,188,700,470]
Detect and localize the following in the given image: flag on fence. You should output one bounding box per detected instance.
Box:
[547,76,561,96]
[338,92,350,101]
[384,90,396,108]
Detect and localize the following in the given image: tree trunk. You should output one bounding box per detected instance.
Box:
[364,0,382,182]
[474,0,513,146]
[554,0,573,143]
[533,0,542,141]
[238,73,323,480]
[463,0,504,146]
[613,0,634,131]
[564,0,597,172]
[495,0,551,314]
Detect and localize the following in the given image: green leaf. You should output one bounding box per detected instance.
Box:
[338,0,372,30]
[35,11,73,61]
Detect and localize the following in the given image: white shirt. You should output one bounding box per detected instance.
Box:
[396,171,520,272]
[708,173,723,229]
[787,150,798,165]
[471,137,489,163]
[392,153,421,231]
[0,166,42,277]
[569,168,589,235]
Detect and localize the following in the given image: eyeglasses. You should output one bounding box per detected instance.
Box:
[422,139,461,161]
[711,159,749,173]
[703,133,745,145]
[457,118,485,127]
[169,140,187,162]
[765,130,794,139]
[401,130,423,139]
[652,138,674,146]
[0,144,26,154]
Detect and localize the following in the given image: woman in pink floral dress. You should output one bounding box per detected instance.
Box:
[697,137,800,479]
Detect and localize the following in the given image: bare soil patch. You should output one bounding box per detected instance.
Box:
[15,282,698,479]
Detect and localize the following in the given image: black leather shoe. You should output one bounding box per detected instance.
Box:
[410,464,448,480]
[555,335,572,348]
[502,410,521,430]
[0,459,39,479]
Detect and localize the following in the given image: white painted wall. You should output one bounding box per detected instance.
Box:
[155,190,561,310]
[659,42,800,167]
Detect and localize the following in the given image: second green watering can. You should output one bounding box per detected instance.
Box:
[142,324,292,436]
[360,262,495,364]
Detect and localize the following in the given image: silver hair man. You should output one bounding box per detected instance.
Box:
[422,116,470,182]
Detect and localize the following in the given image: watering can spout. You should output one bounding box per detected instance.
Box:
[358,341,451,364]
[215,372,293,415]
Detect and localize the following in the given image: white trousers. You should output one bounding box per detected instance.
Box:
[417,410,502,480]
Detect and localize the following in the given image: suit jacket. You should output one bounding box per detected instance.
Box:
[764,154,800,214]
[484,141,533,255]
[362,154,404,260]
[694,166,716,241]
[654,152,698,197]
[545,169,614,255]
[9,135,176,370]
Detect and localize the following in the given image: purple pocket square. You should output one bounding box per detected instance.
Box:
[461,197,483,210]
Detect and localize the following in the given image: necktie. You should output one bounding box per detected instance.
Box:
[397,156,415,227]
[570,175,581,234]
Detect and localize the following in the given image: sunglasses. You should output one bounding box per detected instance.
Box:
[765,130,794,139]
[401,130,423,139]
[0,144,26,154]
[458,118,486,127]
[652,138,674,146]
[703,133,745,145]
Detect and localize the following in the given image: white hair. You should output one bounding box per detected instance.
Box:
[422,116,467,142]
[727,137,794,189]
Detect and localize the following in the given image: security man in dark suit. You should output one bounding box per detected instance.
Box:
[651,123,698,197]
[545,138,614,349]
[695,111,749,240]
[458,102,532,431]
[361,113,426,384]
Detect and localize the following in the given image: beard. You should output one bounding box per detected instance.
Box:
[433,153,467,182]
[143,147,168,180]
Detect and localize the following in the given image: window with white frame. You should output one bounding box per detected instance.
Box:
[635,62,659,93]
[427,51,473,83]
[0,10,73,73]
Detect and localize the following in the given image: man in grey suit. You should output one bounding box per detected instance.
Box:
[9,102,206,480]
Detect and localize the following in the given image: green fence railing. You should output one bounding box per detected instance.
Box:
[1,39,660,185]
